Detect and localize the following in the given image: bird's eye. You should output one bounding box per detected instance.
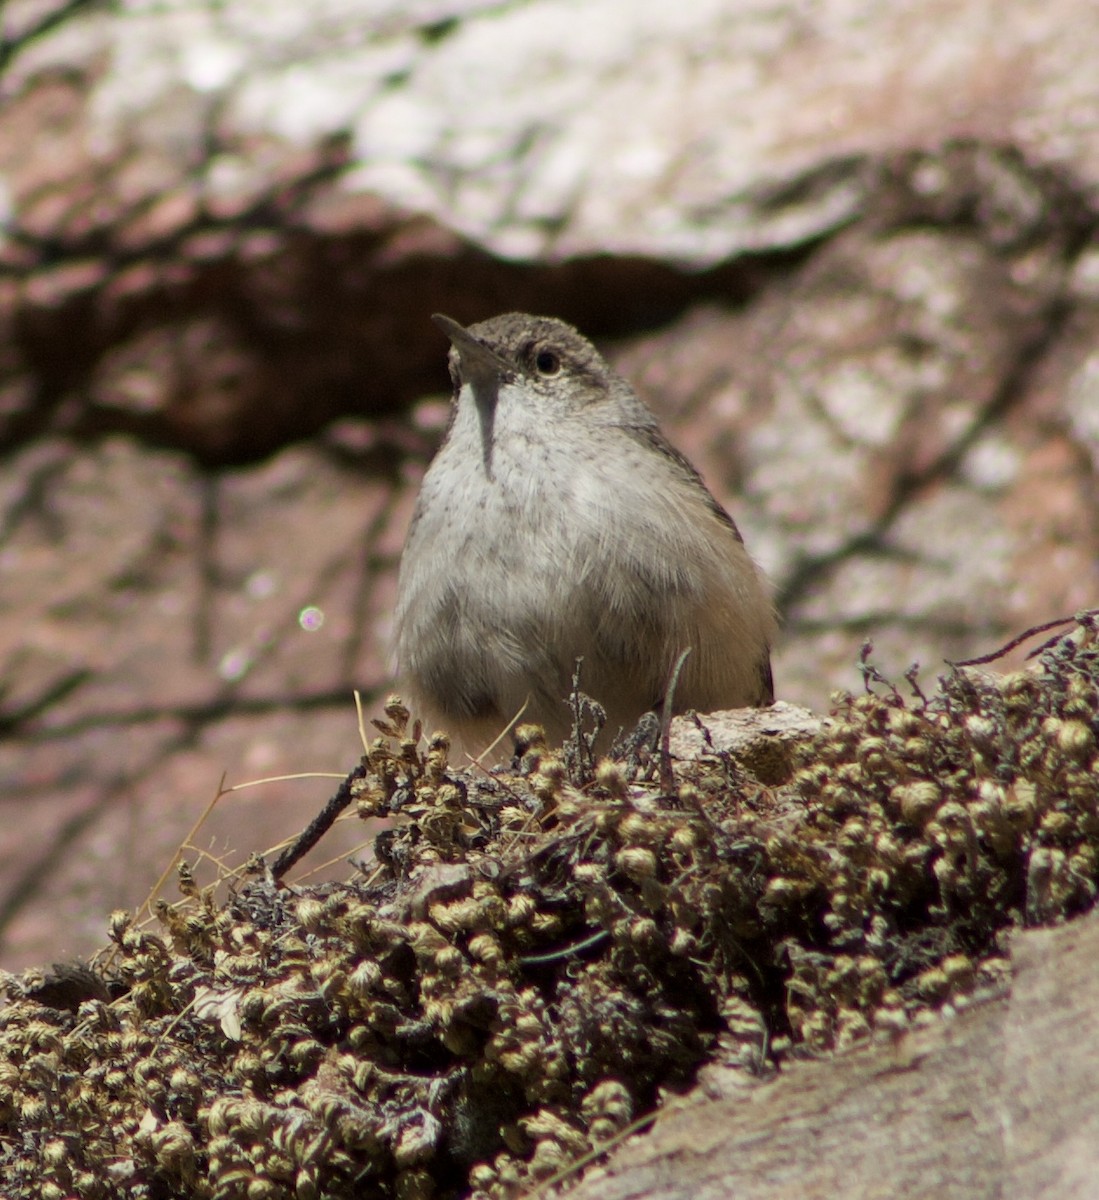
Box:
[534,349,561,376]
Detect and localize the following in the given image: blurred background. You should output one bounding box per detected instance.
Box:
[1,0,1097,968]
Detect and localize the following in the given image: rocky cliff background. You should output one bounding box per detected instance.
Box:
[2,0,1098,969]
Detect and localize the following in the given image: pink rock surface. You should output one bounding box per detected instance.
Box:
[0,0,1097,968]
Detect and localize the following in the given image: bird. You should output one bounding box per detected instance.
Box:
[394,311,776,755]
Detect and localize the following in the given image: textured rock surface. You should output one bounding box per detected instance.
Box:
[569,911,1099,1200]
[1,0,1098,973]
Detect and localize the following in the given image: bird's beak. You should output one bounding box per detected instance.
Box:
[432,314,511,387]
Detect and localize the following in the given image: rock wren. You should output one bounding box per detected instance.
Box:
[395,312,776,752]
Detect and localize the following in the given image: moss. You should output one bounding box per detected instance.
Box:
[2,613,1099,1198]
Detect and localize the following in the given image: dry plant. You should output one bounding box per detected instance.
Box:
[1,614,1098,1199]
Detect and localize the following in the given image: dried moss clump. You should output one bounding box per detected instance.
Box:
[2,614,1099,1199]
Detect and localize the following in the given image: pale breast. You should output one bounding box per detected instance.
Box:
[395,400,775,749]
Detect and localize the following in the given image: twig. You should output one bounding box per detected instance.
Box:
[659,648,692,794]
[271,762,369,880]
[469,696,529,768]
[517,929,611,967]
[948,614,1077,667]
[139,773,230,921]
[521,1108,659,1199]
